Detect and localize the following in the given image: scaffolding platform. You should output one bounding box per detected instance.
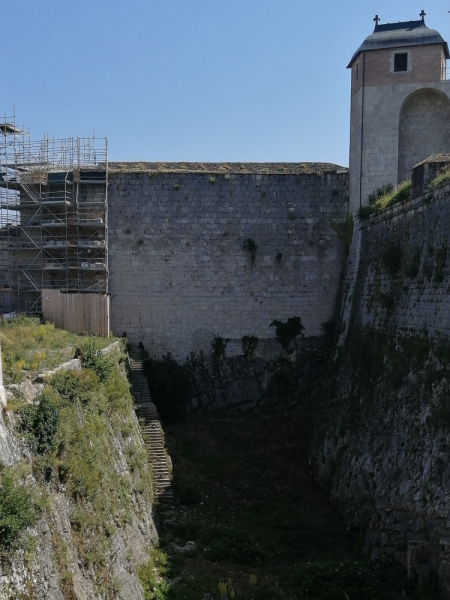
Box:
[0,112,108,315]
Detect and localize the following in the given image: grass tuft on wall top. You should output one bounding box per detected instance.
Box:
[358,181,411,221]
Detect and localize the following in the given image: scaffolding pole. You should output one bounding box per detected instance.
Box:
[0,113,108,315]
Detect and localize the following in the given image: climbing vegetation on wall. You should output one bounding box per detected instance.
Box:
[375,239,447,287]
[329,213,354,250]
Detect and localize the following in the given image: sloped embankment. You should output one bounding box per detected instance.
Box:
[0,319,158,600]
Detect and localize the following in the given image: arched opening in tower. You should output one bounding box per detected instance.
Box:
[398,88,450,182]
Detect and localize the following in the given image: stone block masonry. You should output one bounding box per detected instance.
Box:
[349,76,450,214]
[321,184,450,598]
[107,167,349,360]
[353,182,450,335]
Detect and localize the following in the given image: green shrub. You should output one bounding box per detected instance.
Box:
[50,369,97,405]
[143,354,192,422]
[368,183,395,205]
[2,320,152,590]
[345,327,432,394]
[81,340,113,382]
[203,527,266,566]
[270,316,304,350]
[0,468,38,550]
[210,335,230,366]
[137,547,169,600]
[19,389,60,455]
[241,335,259,359]
[357,204,375,221]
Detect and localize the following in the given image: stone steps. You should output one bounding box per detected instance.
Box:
[127,351,174,509]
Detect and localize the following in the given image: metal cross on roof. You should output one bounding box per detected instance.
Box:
[420,10,426,22]
[373,14,380,26]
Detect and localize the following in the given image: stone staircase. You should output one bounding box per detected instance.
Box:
[128,351,174,509]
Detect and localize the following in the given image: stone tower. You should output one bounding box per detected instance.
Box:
[348,13,450,214]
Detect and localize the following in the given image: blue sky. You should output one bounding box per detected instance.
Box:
[3,1,450,165]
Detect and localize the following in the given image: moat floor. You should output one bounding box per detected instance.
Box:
[153,404,438,600]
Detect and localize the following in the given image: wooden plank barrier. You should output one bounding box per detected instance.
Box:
[41,290,110,337]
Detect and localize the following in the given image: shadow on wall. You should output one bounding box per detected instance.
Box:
[190,328,294,362]
[142,330,328,421]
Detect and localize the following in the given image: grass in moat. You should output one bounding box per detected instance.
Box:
[143,404,440,600]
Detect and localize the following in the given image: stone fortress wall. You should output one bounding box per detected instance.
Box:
[107,164,349,360]
[320,174,450,600]
[353,182,450,335]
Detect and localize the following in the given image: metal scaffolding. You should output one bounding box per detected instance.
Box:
[0,112,108,315]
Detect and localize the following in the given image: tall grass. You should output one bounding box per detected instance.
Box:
[358,180,411,221]
[0,316,113,384]
[428,166,450,191]
[3,320,153,596]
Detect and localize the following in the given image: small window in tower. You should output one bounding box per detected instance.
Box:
[355,63,359,81]
[394,53,408,72]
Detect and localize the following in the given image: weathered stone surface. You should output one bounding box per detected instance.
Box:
[354,183,450,336]
[0,351,157,600]
[315,183,450,598]
[108,171,349,360]
[313,368,450,597]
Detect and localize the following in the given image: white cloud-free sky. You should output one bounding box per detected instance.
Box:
[3,1,450,165]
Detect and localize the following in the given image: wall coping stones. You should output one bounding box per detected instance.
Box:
[109,162,348,175]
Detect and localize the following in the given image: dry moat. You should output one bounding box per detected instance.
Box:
[146,404,440,600]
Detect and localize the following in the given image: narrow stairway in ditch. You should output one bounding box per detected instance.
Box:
[128,350,174,509]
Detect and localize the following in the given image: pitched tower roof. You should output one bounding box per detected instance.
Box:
[348,19,449,67]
